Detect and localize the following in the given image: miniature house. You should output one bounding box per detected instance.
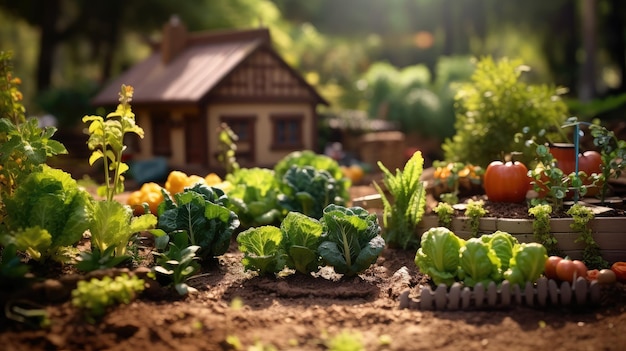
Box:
[92,17,328,173]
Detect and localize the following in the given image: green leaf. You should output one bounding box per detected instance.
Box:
[236,226,286,275]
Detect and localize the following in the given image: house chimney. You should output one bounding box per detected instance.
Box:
[161,15,187,64]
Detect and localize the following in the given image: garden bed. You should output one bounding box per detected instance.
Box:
[1,186,626,351]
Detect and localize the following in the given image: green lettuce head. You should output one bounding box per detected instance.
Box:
[414,227,465,286]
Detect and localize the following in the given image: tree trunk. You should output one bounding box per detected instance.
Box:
[36,0,60,92]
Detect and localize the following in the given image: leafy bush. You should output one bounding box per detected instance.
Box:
[442,56,569,168]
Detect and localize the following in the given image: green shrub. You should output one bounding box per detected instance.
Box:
[442,56,569,168]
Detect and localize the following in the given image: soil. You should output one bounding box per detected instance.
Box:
[1,185,626,351]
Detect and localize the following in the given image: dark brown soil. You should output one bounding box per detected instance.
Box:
[1,186,626,351]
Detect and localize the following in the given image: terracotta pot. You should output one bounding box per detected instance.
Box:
[548,143,603,198]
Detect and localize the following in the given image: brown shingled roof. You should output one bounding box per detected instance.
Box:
[92,25,326,107]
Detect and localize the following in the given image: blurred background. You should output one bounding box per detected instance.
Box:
[1,0,625,164]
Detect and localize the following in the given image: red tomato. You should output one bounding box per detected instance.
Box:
[544,256,563,280]
[556,259,588,282]
[611,262,626,282]
[483,161,530,203]
[586,269,599,281]
[549,145,603,197]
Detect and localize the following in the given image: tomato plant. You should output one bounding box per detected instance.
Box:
[544,255,562,280]
[483,161,530,203]
[555,258,587,282]
[611,262,626,282]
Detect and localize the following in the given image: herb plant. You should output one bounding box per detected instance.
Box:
[465,199,487,237]
[433,202,454,229]
[81,85,156,269]
[71,274,145,323]
[152,231,201,295]
[318,205,384,277]
[373,150,426,249]
[566,204,608,270]
[528,204,560,256]
[1,51,67,218]
[589,121,626,204]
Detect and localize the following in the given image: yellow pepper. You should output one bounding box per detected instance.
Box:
[127,182,164,215]
[165,170,189,195]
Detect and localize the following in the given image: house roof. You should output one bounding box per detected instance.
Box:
[92,25,327,107]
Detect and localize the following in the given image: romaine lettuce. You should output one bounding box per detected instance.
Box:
[480,230,519,272]
[503,243,547,287]
[457,238,501,287]
[414,227,465,286]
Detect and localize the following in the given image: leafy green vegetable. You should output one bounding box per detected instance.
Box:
[318,205,384,277]
[237,225,287,276]
[0,244,32,289]
[373,150,426,249]
[480,230,519,272]
[281,211,323,274]
[78,200,156,271]
[503,243,547,287]
[152,231,201,295]
[278,165,346,219]
[274,150,350,202]
[157,183,240,260]
[457,238,501,287]
[414,227,465,286]
[2,166,93,261]
[226,167,284,228]
[71,274,145,323]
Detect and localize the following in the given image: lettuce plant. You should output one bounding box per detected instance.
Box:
[2,166,93,261]
[480,230,519,272]
[226,167,284,228]
[278,165,345,219]
[318,205,384,277]
[274,150,350,202]
[281,211,323,274]
[237,225,287,276]
[414,227,465,286]
[457,238,501,287]
[156,182,240,260]
[374,150,426,249]
[503,243,548,287]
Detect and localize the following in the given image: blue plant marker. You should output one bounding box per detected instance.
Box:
[562,118,593,203]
